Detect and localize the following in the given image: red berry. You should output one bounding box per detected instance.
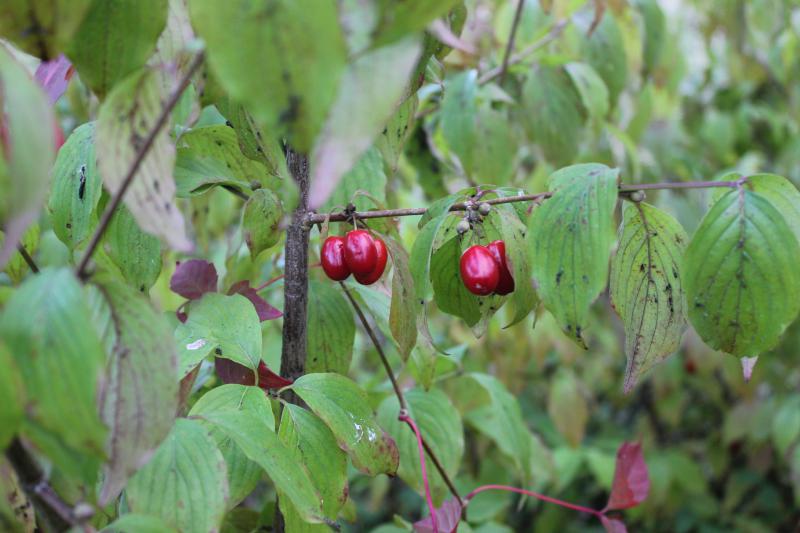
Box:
[487,240,515,295]
[354,238,388,285]
[321,236,350,281]
[344,230,377,275]
[460,245,499,296]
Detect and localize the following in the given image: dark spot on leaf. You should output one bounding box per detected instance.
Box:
[78,165,86,200]
[556,269,564,285]
[215,347,222,355]
[225,120,233,128]
[639,264,646,272]
[66,223,71,229]
[581,274,589,283]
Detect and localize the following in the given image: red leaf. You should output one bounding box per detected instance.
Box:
[413,498,461,533]
[227,280,282,321]
[34,55,74,104]
[257,363,293,389]
[170,260,218,300]
[215,358,292,390]
[606,441,650,511]
[600,515,628,533]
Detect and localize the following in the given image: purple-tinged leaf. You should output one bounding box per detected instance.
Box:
[228,280,282,321]
[606,442,650,511]
[601,515,628,533]
[34,55,74,104]
[414,498,461,533]
[170,260,217,300]
[215,358,292,390]
[741,356,758,382]
[257,362,293,389]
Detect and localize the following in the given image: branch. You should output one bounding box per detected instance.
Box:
[16,243,39,273]
[75,52,205,279]
[464,484,602,517]
[498,0,526,85]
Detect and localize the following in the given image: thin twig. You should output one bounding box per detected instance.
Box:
[16,244,39,273]
[399,413,438,532]
[75,52,205,279]
[464,484,603,517]
[498,0,526,85]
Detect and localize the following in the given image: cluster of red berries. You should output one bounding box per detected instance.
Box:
[460,241,514,296]
[321,230,387,285]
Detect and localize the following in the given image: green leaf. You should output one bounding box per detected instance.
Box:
[321,147,387,213]
[521,65,585,166]
[290,373,400,477]
[102,514,178,533]
[278,404,348,527]
[547,368,588,447]
[242,189,283,260]
[66,0,168,97]
[581,12,628,105]
[527,163,620,347]
[202,411,325,524]
[175,293,262,376]
[635,0,666,77]
[684,187,800,357]
[308,37,421,209]
[96,68,192,252]
[93,275,179,505]
[126,418,229,532]
[384,234,418,359]
[372,0,463,47]
[306,280,355,374]
[441,71,478,171]
[2,224,40,284]
[189,0,347,152]
[471,104,515,184]
[410,210,458,300]
[0,268,106,482]
[376,95,418,178]
[743,174,800,244]
[0,459,34,533]
[0,46,56,269]
[48,122,103,249]
[609,203,689,393]
[99,200,163,292]
[0,0,91,60]
[564,62,609,121]
[495,205,538,328]
[189,385,273,508]
[377,388,464,504]
[772,395,800,457]
[0,342,23,450]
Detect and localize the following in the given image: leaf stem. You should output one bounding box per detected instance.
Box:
[464,484,603,517]
[75,52,205,280]
[498,0,526,85]
[16,243,39,273]
[399,412,438,533]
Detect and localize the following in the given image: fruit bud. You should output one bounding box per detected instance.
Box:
[456,219,470,235]
[478,202,491,216]
[629,190,646,203]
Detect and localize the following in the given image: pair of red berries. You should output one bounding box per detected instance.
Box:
[460,241,515,296]
[321,230,387,285]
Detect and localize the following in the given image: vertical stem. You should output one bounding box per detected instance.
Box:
[498,0,525,85]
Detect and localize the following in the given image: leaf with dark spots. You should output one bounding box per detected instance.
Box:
[605,441,649,511]
[413,498,461,533]
[170,259,218,300]
[34,55,74,104]
[227,280,282,321]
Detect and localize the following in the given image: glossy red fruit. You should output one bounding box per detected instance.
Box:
[321,236,350,281]
[487,240,515,295]
[354,238,388,285]
[344,229,377,275]
[460,245,500,296]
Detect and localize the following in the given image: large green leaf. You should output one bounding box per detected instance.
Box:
[306,281,355,374]
[527,163,619,347]
[547,368,588,447]
[0,342,23,450]
[102,514,177,533]
[610,203,688,393]
[290,373,400,476]
[66,0,168,97]
[521,65,585,166]
[410,203,460,300]
[743,174,800,243]
[189,385,273,508]
[242,189,283,259]
[581,12,628,105]
[96,67,192,252]
[0,46,56,269]
[94,275,179,504]
[431,236,481,327]
[684,187,800,356]
[376,95,418,178]
[48,122,103,249]
[126,418,229,532]
[377,388,464,504]
[277,404,348,529]
[0,0,91,60]
[0,268,106,482]
[202,411,325,524]
[175,293,262,376]
[384,234,418,359]
[441,71,477,172]
[564,62,610,122]
[189,0,347,152]
[308,37,420,209]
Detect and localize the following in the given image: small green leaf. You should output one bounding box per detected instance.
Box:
[202,411,325,524]
[126,418,229,532]
[610,203,688,393]
[97,68,192,252]
[528,163,620,347]
[0,0,91,60]
[0,342,23,450]
[94,275,179,505]
[278,404,348,527]
[102,514,177,533]
[189,385,273,508]
[384,234,418,359]
[377,388,464,504]
[306,281,355,374]
[175,293,262,376]
[290,373,400,477]
[48,122,102,249]
[66,0,168,97]
[685,187,800,357]
[242,189,283,260]
[581,12,628,105]
[564,62,609,121]
[547,368,588,447]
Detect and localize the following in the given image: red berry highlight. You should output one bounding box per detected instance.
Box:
[321,236,350,281]
[344,229,378,275]
[354,238,388,285]
[460,245,500,296]
[487,240,515,295]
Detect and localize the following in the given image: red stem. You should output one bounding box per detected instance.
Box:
[399,413,438,533]
[464,485,603,518]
